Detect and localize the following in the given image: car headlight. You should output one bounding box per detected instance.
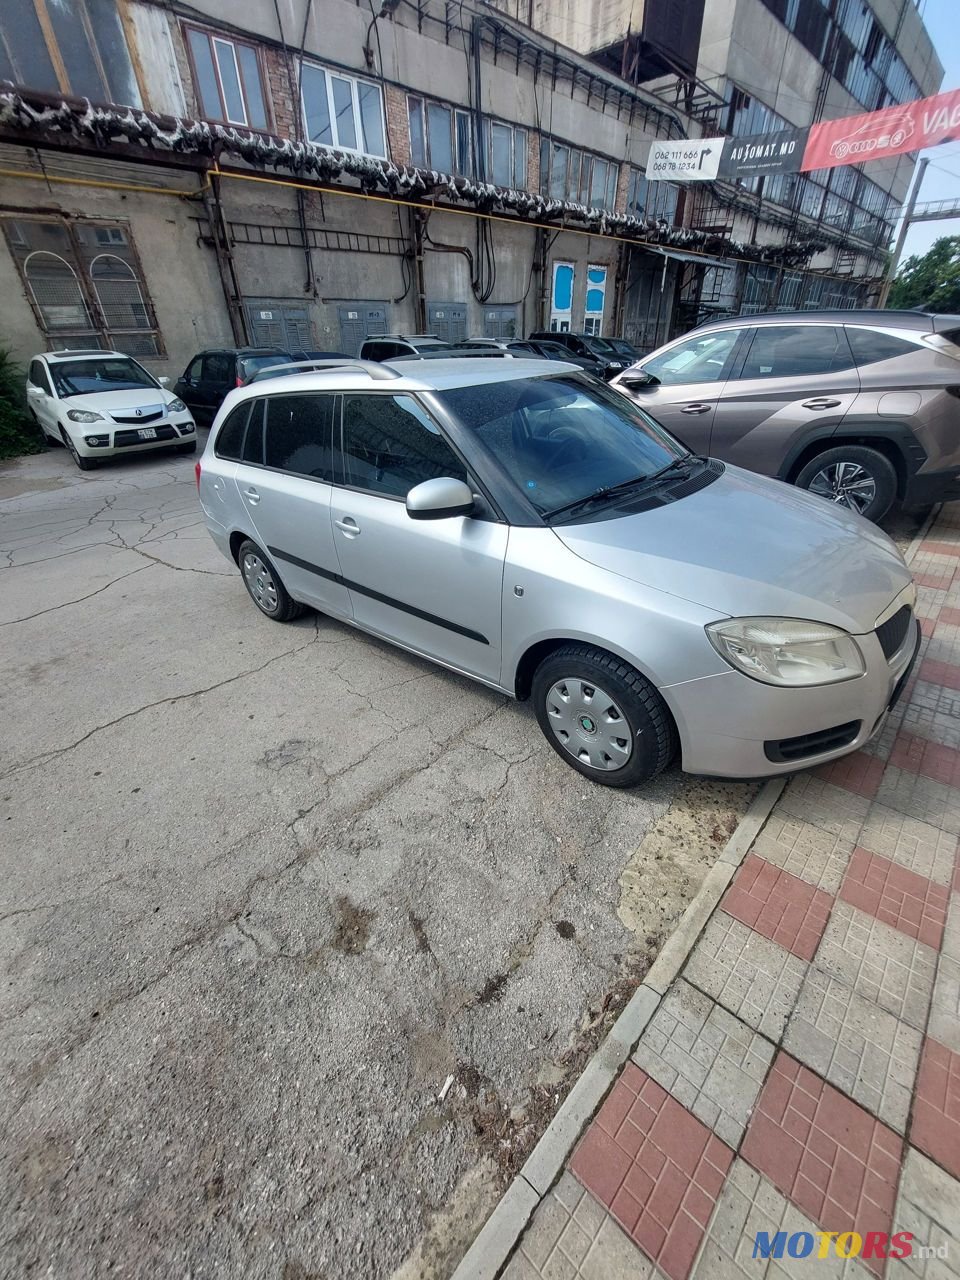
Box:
[706,617,865,686]
[67,409,105,423]
[167,397,187,413]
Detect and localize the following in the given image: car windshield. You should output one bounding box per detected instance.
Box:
[583,336,617,357]
[434,375,687,518]
[239,355,292,377]
[50,357,158,397]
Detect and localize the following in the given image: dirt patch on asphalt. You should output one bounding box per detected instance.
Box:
[330,896,375,954]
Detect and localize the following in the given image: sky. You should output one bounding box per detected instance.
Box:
[899,0,960,263]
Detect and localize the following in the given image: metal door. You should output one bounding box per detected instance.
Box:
[244,301,313,351]
[709,325,861,477]
[482,306,517,339]
[337,303,388,356]
[427,303,467,344]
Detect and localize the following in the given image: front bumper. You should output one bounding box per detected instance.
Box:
[663,615,920,779]
[71,419,196,457]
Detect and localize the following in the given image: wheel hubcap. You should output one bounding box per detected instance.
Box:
[545,678,633,772]
[807,461,876,514]
[242,552,279,614]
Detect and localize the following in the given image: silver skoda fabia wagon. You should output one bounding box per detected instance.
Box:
[198,357,918,788]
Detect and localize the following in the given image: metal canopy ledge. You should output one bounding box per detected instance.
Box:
[647,246,733,269]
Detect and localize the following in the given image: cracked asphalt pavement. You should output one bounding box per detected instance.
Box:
[0,445,753,1279]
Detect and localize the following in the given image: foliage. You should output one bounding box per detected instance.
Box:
[888,235,960,312]
[0,346,44,460]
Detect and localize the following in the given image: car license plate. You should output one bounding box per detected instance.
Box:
[137,427,157,440]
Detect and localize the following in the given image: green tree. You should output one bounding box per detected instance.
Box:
[888,234,960,312]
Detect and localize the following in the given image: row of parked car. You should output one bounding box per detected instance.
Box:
[26,310,960,525]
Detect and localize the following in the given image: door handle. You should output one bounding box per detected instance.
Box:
[243,486,260,505]
[680,403,712,414]
[335,517,360,537]
[802,398,841,409]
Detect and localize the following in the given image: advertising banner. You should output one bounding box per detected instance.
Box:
[718,126,810,179]
[646,137,724,181]
[802,87,960,171]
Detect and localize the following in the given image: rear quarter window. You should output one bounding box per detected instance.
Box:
[846,328,921,366]
[214,403,251,460]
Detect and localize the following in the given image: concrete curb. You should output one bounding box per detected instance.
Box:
[450,777,785,1280]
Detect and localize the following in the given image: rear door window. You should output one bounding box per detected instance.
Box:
[845,328,921,366]
[241,401,265,464]
[263,394,335,480]
[734,325,855,379]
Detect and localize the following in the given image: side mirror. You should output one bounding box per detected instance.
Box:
[158,375,170,386]
[406,477,475,521]
[619,370,657,389]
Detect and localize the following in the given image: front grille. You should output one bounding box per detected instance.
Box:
[765,720,861,764]
[113,425,177,447]
[111,405,165,425]
[876,605,912,660]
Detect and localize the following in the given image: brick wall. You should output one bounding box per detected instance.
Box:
[384,84,411,167]
[263,46,296,138]
[615,161,632,216]
[526,128,541,194]
[168,20,198,119]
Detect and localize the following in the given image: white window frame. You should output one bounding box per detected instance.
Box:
[301,61,387,158]
[583,264,607,336]
[483,119,527,189]
[211,36,248,126]
[407,96,473,174]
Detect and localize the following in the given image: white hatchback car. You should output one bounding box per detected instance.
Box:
[26,349,197,470]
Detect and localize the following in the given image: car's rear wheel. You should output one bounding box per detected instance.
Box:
[61,429,96,471]
[532,644,677,787]
[237,539,305,622]
[795,445,896,522]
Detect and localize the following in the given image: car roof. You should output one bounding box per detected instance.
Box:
[45,349,127,360]
[694,309,960,333]
[219,357,579,403]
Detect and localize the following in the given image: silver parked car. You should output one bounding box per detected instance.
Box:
[197,358,918,787]
[611,309,960,522]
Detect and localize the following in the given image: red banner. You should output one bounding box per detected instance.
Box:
[801,87,960,172]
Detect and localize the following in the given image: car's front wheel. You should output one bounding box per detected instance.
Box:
[61,429,96,471]
[532,644,677,787]
[237,539,305,622]
[795,445,896,522]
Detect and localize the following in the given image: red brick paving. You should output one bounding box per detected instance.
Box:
[912,1037,960,1181]
[720,853,833,961]
[919,658,960,692]
[920,616,937,638]
[839,846,949,949]
[921,541,960,559]
[939,605,960,628]
[741,1053,901,1277]
[890,732,960,789]
[914,570,955,591]
[815,751,886,798]
[570,1063,732,1280]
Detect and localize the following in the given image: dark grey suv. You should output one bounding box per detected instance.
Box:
[611,310,960,521]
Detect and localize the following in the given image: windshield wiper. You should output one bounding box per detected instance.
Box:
[542,455,697,522]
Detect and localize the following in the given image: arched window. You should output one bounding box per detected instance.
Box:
[24,251,94,333]
[90,254,150,331]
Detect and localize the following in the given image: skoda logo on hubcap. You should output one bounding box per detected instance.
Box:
[580,716,595,733]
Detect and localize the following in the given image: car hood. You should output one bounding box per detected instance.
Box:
[554,464,911,634]
[60,389,174,418]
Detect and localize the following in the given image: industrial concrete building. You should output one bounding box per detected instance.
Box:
[0,0,943,380]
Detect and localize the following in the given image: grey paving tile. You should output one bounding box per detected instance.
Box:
[875,768,960,837]
[777,775,870,843]
[928,953,960,1056]
[814,900,937,1031]
[684,913,808,1042]
[903,681,960,751]
[783,966,922,1132]
[632,979,776,1148]
[887,1147,960,1279]
[858,804,959,886]
[502,1173,664,1280]
[691,1158,869,1280]
[750,813,855,893]
[922,633,960,673]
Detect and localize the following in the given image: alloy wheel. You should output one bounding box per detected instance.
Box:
[807,460,877,514]
[544,677,633,771]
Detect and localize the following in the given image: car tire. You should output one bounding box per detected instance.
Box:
[794,445,897,522]
[532,644,677,788]
[177,441,197,454]
[61,428,96,471]
[237,538,305,622]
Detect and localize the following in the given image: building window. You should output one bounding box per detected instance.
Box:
[583,265,607,336]
[0,0,141,105]
[539,138,618,209]
[185,27,268,129]
[550,261,575,331]
[3,219,163,357]
[301,63,386,157]
[482,120,527,188]
[408,97,472,174]
[626,169,679,225]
